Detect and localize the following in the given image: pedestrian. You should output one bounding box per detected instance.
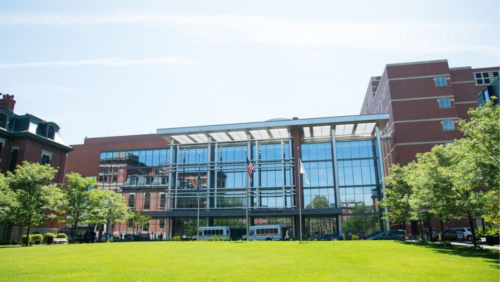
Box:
[158,233,163,241]
[91,231,96,243]
[98,230,103,243]
[285,230,290,241]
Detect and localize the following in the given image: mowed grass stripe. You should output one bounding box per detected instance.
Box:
[0,241,498,282]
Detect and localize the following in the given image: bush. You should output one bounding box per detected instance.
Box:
[23,234,43,245]
[169,236,181,241]
[56,233,67,239]
[352,235,359,240]
[44,233,56,243]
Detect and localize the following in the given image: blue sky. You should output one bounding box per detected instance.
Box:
[0,0,498,145]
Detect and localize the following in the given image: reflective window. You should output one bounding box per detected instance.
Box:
[438,98,452,109]
[219,146,247,162]
[442,120,455,131]
[301,143,332,161]
[338,160,377,186]
[336,141,374,159]
[435,76,448,87]
[0,114,6,128]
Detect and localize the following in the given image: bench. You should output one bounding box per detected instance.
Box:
[53,238,68,244]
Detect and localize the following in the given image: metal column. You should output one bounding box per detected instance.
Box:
[331,128,342,235]
[375,126,390,231]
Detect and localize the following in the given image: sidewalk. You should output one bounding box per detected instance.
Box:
[450,241,500,251]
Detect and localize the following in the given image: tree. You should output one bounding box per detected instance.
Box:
[0,173,17,224]
[382,163,415,229]
[130,210,151,240]
[8,162,66,246]
[61,173,97,243]
[305,196,336,236]
[0,173,18,243]
[408,147,459,241]
[87,189,130,235]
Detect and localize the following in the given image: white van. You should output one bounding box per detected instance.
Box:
[196,226,231,241]
[243,225,282,241]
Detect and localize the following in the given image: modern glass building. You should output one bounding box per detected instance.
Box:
[94,114,389,240]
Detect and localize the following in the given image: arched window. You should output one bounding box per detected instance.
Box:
[144,193,151,210]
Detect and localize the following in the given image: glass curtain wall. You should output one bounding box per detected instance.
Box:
[99,149,170,190]
[336,140,381,235]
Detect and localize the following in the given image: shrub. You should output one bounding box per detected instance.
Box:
[169,236,181,241]
[56,233,67,239]
[352,235,359,240]
[32,234,43,243]
[44,233,56,243]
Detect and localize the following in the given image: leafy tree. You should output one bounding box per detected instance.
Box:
[60,173,97,243]
[382,163,415,229]
[87,189,130,236]
[130,210,151,240]
[0,173,17,224]
[8,162,66,246]
[408,147,459,240]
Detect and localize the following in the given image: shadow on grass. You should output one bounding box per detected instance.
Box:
[396,241,499,269]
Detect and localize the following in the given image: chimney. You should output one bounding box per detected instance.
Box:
[0,94,16,112]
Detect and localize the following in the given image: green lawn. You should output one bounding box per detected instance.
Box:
[0,241,498,281]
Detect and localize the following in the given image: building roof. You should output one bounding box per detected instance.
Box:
[157,114,389,144]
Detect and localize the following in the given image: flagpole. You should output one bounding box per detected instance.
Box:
[197,152,200,239]
[245,151,249,238]
[297,146,303,244]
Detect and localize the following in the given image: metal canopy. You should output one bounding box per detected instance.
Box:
[157,114,389,144]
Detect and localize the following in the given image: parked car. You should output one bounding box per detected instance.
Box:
[315,234,336,241]
[367,232,404,240]
[442,228,481,241]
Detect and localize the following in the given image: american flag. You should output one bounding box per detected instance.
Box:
[246,156,254,182]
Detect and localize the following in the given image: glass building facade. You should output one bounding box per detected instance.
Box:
[102,115,389,239]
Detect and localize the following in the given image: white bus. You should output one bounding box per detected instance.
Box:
[243,225,283,241]
[196,226,231,241]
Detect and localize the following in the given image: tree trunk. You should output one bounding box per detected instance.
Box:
[440,220,444,243]
[25,213,32,247]
[72,217,79,243]
[17,226,24,244]
[467,214,477,247]
[418,219,423,240]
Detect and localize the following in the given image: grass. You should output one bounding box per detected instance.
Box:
[0,241,498,281]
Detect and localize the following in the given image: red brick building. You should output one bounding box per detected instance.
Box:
[360,59,499,234]
[0,93,73,242]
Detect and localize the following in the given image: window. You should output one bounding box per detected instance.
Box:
[442,120,455,131]
[41,155,50,165]
[0,114,6,128]
[159,219,165,229]
[128,219,134,228]
[9,149,18,172]
[435,76,448,87]
[474,71,499,85]
[160,194,166,208]
[146,177,153,185]
[144,193,151,210]
[438,98,452,109]
[128,194,135,207]
[48,126,55,139]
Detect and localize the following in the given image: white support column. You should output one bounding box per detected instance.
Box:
[375,126,390,231]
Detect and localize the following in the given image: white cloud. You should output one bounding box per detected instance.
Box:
[0,12,498,55]
[0,57,203,68]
